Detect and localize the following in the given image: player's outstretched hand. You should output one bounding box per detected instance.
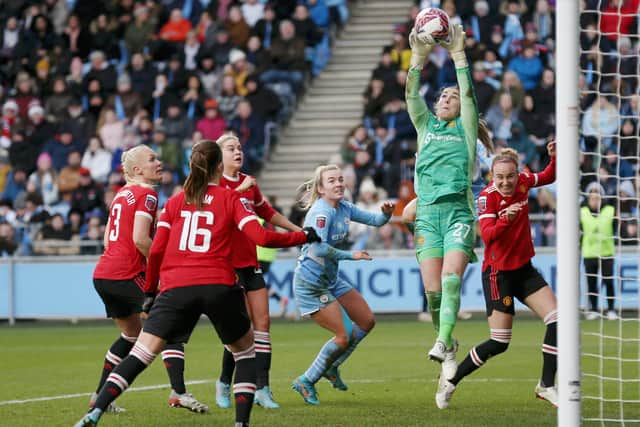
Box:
[547,140,556,157]
[352,250,372,261]
[439,24,465,53]
[409,29,433,65]
[302,227,322,243]
[380,201,396,216]
[142,292,157,315]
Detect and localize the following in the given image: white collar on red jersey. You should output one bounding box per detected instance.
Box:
[222,173,241,182]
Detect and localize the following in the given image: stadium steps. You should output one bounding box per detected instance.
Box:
[259,0,412,212]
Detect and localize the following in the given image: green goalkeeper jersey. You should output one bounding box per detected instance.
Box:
[406,66,478,207]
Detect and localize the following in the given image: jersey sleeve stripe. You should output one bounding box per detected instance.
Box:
[135,211,153,220]
[478,214,497,219]
[255,198,265,207]
[157,221,171,229]
[533,174,539,186]
[238,215,259,230]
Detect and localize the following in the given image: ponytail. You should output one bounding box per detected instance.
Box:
[300,164,340,210]
[184,140,222,209]
[478,118,494,154]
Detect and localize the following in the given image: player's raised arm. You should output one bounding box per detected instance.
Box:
[406,29,434,149]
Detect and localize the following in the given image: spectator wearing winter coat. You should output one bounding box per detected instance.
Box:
[507,42,544,91]
[195,100,227,140]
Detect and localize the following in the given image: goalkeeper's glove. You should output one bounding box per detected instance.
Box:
[439,24,468,69]
[409,29,434,70]
[142,292,157,314]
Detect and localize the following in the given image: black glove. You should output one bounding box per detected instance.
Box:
[302,227,322,243]
[142,292,156,314]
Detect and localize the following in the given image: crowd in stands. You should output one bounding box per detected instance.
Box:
[0,0,349,256]
[329,0,639,251]
[0,0,638,256]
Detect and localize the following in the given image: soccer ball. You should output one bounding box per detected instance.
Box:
[414,8,450,44]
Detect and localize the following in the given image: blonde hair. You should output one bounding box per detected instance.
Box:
[215,133,239,148]
[121,145,154,187]
[300,164,341,209]
[491,148,519,171]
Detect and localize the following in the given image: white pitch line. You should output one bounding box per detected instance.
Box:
[0,377,539,406]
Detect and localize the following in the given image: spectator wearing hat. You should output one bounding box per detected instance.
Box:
[105,73,143,121]
[83,51,118,94]
[225,5,251,47]
[618,179,637,217]
[56,150,83,195]
[196,99,226,140]
[1,100,20,149]
[124,3,156,55]
[28,152,58,207]
[245,75,283,123]
[81,136,112,184]
[225,48,253,96]
[507,41,544,91]
[13,72,40,120]
[34,58,53,99]
[71,167,104,215]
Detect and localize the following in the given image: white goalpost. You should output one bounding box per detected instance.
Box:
[556,0,581,425]
[559,1,640,425]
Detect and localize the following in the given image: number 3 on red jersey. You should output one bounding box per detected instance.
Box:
[178,210,214,252]
[108,203,123,241]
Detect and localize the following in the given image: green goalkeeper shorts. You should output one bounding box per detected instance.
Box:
[414,195,477,263]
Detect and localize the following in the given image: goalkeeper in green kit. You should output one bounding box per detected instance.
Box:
[406,23,492,382]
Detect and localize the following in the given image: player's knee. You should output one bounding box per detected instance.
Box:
[334,334,350,350]
[442,273,461,294]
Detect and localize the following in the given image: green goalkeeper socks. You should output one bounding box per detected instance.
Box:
[426,291,442,333]
[438,274,461,348]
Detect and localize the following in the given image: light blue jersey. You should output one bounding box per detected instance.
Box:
[294,198,389,315]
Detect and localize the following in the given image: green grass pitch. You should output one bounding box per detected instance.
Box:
[0,317,637,426]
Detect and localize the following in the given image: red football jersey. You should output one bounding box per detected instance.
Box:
[93,185,158,280]
[144,185,306,293]
[220,173,277,268]
[478,157,556,271]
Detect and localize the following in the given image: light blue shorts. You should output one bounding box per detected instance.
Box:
[293,274,353,317]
